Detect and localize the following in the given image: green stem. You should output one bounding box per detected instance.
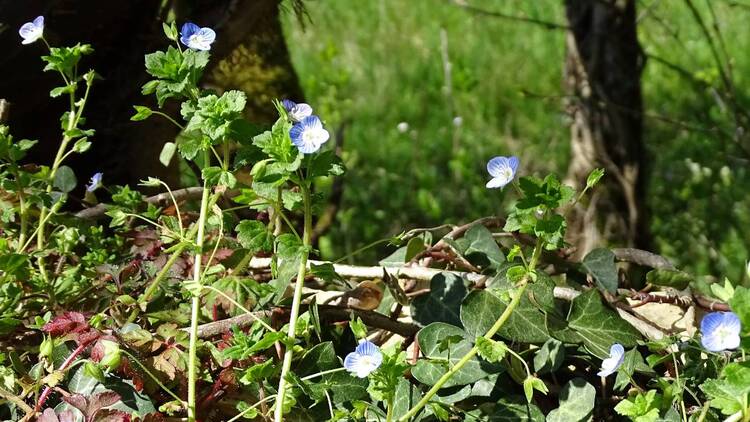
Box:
[398,237,543,421]
[139,242,189,303]
[386,396,394,422]
[16,187,27,252]
[121,350,183,404]
[187,151,212,422]
[274,183,312,422]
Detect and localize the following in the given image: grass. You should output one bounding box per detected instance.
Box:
[281,0,750,283]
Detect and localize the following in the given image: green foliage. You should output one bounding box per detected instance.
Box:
[582,248,618,293]
[546,378,595,422]
[411,272,467,327]
[614,390,662,422]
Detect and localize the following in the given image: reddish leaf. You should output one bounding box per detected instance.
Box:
[64,391,122,422]
[43,312,88,336]
[93,409,131,422]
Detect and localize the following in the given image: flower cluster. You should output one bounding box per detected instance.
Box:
[284,100,330,154]
[344,340,382,378]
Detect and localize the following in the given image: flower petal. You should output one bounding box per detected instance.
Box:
[486,177,508,189]
[508,156,520,174]
[486,156,509,178]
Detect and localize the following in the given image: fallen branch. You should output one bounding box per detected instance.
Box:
[191,305,419,339]
[75,187,206,219]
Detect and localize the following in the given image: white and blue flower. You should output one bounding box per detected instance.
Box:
[597,343,625,377]
[180,22,216,51]
[486,156,519,189]
[86,172,103,193]
[701,311,741,352]
[290,115,329,154]
[19,16,44,45]
[344,340,382,378]
[282,99,313,122]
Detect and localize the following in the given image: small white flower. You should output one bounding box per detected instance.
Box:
[397,122,409,133]
[701,312,741,352]
[282,99,313,122]
[19,16,44,45]
[597,343,625,377]
[289,115,329,154]
[486,156,519,189]
[344,340,383,378]
[452,116,463,127]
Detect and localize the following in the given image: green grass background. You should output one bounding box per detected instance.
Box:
[281,0,750,283]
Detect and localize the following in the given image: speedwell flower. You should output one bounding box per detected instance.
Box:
[701,311,741,352]
[290,115,330,154]
[282,99,313,122]
[486,156,519,189]
[86,172,103,192]
[180,22,216,51]
[597,343,624,377]
[19,16,44,45]
[344,340,382,378]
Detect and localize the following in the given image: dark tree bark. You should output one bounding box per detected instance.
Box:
[0,0,302,190]
[563,0,650,256]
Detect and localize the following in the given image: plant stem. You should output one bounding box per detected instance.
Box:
[187,151,212,422]
[398,238,543,421]
[386,396,394,422]
[274,183,312,422]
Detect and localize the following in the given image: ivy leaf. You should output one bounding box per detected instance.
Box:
[546,378,595,422]
[533,338,564,374]
[411,273,468,327]
[460,277,553,343]
[645,269,691,290]
[411,323,500,388]
[582,248,618,294]
[455,224,504,269]
[464,396,544,421]
[565,290,640,358]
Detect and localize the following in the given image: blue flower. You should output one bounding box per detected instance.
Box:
[701,311,741,352]
[486,156,519,189]
[344,340,382,378]
[180,22,216,51]
[282,99,313,122]
[86,172,103,192]
[597,343,624,377]
[290,115,330,154]
[19,16,44,45]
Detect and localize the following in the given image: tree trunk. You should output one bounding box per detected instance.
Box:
[563,0,650,257]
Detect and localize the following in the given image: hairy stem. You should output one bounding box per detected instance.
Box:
[187,151,212,422]
[274,183,312,422]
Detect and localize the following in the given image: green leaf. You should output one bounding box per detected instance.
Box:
[53,166,77,193]
[176,130,206,160]
[476,337,507,363]
[586,168,605,189]
[464,396,544,421]
[411,323,500,388]
[456,224,504,268]
[522,376,547,403]
[71,137,91,153]
[411,273,468,327]
[729,286,750,329]
[645,269,691,290]
[533,338,564,374]
[202,166,237,188]
[67,365,156,417]
[614,390,662,422]
[582,248,618,293]
[390,377,424,421]
[546,378,596,422]
[307,150,345,178]
[404,237,427,262]
[130,105,153,121]
[565,290,640,358]
[159,142,177,167]
[50,83,76,98]
[236,220,273,254]
[460,278,553,343]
